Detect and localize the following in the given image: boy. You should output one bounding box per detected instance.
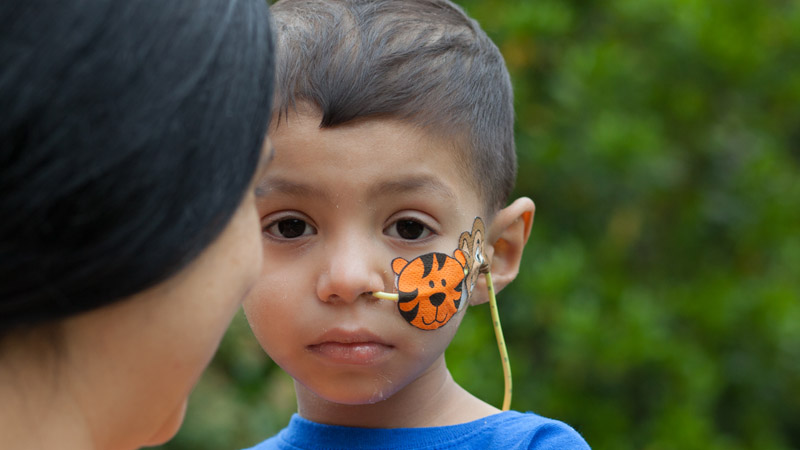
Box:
[243,0,590,448]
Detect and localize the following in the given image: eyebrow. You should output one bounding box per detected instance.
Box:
[368,175,458,202]
[255,174,457,203]
[253,145,276,197]
[254,145,275,197]
[258,144,276,173]
[255,177,329,200]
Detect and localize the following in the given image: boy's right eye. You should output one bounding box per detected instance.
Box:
[263,217,316,239]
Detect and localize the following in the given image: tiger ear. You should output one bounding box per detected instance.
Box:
[391,257,408,275]
[453,249,467,267]
[459,232,470,252]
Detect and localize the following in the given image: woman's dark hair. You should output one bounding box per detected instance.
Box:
[0,0,275,331]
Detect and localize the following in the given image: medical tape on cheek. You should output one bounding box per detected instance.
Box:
[369,217,513,410]
[383,250,468,331]
[370,217,486,331]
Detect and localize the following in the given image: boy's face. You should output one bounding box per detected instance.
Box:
[244,109,485,406]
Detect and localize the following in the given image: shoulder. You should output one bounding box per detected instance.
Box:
[241,415,378,450]
[242,412,590,450]
[475,410,591,450]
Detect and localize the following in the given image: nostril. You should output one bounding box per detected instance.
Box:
[429,292,445,306]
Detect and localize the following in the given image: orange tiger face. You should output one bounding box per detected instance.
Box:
[391,250,467,330]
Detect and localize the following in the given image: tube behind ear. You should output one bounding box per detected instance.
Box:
[485,270,511,411]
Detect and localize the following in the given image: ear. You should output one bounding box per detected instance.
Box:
[469,197,535,305]
[453,249,467,267]
[391,257,409,275]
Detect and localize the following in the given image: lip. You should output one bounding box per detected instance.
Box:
[308,329,394,365]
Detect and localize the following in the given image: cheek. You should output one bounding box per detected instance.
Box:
[243,278,299,357]
[208,238,263,336]
[403,322,460,370]
[187,224,264,365]
[143,400,188,447]
[238,206,267,289]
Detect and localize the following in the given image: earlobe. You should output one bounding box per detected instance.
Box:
[469,197,535,305]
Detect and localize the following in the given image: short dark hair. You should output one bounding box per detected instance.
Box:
[270,0,516,213]
[0,0,275,331]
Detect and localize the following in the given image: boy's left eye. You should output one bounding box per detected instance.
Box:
[385,219,433,240]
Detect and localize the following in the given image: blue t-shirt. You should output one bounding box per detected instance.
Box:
[244,410,590,449]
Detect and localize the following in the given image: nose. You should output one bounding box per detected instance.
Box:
[315,234,386,304]
[429,292,445,307]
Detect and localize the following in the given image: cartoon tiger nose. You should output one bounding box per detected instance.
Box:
[429,292,446,307]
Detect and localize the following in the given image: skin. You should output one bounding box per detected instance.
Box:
[0,141,273,450]
[245,108,535,429]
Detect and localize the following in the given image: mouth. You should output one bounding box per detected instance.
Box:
[422,312,450,326]
[421,304,452,326]
[308,329,394,365]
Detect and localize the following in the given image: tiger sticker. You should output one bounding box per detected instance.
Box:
[458,217,487,297]
[391,249,467,330]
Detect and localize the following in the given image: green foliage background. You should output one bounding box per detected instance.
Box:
[157,1,800,449]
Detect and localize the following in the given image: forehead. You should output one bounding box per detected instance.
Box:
[266,111,482,211]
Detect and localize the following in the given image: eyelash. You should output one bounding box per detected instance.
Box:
[261,213,438,242]
[383,217,436,241]
[262,213,317,241]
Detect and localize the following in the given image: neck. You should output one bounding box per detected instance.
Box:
[295,356,499,428]
[0,329,96,450]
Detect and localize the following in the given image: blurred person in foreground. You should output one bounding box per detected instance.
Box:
[0,0,275,448]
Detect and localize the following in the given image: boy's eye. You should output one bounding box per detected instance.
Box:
[264,218,316,239]
[385,219,433,240]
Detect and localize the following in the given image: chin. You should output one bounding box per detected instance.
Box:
[144,400,189,447]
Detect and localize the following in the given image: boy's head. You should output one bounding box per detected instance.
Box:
[270,0,516,214]
[244,0,535,416]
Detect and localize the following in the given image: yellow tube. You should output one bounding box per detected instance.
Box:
[370,291,399,302]
[486,271,512,411]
